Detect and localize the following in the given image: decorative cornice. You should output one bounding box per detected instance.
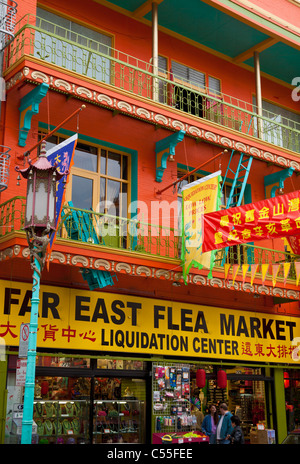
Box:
[6,64,300,173]
[0,243,298,299]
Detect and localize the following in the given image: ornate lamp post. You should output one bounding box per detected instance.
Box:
[16,142,64,444]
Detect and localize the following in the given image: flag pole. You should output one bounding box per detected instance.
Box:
[156,149,227,195]
[21,104,86,159]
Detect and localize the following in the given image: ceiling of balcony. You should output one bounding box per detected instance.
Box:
[99,0,300,86]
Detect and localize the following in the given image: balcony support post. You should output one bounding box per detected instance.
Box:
[152,1,159,101]
[254,51,263,138]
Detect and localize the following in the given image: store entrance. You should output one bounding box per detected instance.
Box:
[31,356,148,444]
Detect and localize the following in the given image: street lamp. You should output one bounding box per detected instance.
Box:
[16,142,64,444]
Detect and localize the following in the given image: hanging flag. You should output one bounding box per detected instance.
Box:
[181,170,222,282]
[241,264,249,283]
[272,264,281,287]
[46,134,78,259]
[295,262,300,286]
[261,263,269,284]
[202,189,300,252]
[283,262,291,285]
[250,264,258,286]
[232,264,240,285]
[224,263,231,281]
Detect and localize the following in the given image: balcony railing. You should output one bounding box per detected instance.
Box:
[1,196,299,284]
[4,14,300,153]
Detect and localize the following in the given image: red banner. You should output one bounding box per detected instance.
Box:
[202,190,300,252]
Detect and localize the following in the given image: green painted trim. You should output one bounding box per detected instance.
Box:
[38,122,138,216]
[274,369,288,443]
[214,0,300,46]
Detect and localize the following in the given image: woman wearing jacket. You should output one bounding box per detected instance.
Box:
[201,404,218,444]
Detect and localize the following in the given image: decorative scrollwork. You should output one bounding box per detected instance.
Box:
[25,225,52,292]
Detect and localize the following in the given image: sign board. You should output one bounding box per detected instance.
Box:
[18,323,29,358]
[1,280,300,364]
[16,359,27,387]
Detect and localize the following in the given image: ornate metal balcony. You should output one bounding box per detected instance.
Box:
[0,145,11,192]
[1,197,299,286]
[0,0,17,51]
[4,14,300,153]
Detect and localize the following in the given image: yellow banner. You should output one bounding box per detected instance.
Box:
[1,280,300,364]
[181,171,222,281]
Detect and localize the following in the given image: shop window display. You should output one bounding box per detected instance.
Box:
[32,375,146,444]
[284,369,300,432]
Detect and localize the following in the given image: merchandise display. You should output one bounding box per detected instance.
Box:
[93,400,145,443]
[33,400,88,444]
[152,363,201,436]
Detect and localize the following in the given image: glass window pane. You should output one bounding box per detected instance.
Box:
[72,175,93,210]
[73,143,97,172]
[107,151,121,178]
[99,177,106,214]
[100,149,107,174]
[107,179,120,216]
[121,183,127,218]
[122,156,128,180]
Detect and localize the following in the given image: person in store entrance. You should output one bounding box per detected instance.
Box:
[216,403,233,444]
[227,415,245,444]
[201,404,218,444]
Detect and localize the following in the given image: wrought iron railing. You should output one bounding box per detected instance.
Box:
[0,0,17,51]
[4,14,300,153]
[1,196,299,283]
[0,145,11,192]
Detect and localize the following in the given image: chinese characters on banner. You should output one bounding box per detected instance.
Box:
[202,190,300,253]
[181,171,222,281]
[46,134,78,258]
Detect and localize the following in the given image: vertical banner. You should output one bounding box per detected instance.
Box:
[181,171,222,282]
[46,134,78,258]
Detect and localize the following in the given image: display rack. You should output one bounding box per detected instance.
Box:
[93,399,145,443]
[152,362,198,434]
[33,399,89,444]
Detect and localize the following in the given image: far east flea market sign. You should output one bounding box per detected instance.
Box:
[1,280,300,364]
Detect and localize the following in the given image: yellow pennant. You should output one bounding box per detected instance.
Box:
[272,264,281,287]
[283,263,291,286]
[241,264,249,283]
[261,264,269,284]
[224,263,231,280]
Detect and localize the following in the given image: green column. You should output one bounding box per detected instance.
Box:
[274,369,287,444]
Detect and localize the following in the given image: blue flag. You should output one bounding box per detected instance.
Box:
[46,134,78,255]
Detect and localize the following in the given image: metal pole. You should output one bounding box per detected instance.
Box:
[24,104,86,158]
[21,254,41,444]
[156,149,227,195]
[152,2,159,101]
[254,51,263,138]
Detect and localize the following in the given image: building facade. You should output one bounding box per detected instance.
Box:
[0,0,299,444]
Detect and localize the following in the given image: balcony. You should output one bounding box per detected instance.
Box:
[4,14,300,154]
[1,196,299,288]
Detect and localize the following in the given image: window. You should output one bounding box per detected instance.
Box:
[41,134,129,217]
[35,8,112,82]
[171,61,205,117]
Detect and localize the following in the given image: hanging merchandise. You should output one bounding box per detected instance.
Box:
[196,369,206,389]
[217,370,227,389]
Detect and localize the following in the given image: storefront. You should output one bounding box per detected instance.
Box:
[1,280,300,444]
